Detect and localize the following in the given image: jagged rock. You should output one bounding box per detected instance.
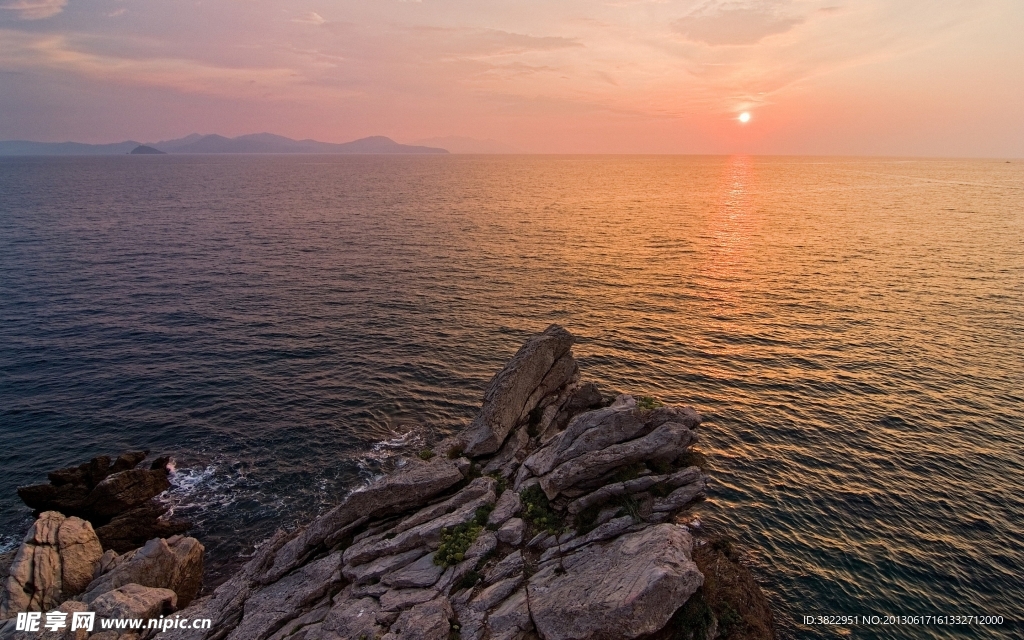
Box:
[487,490,522,527]
[495,518,524,546]
[56,516,103,596]
[567,467,704,516]
[651,478,707,512]
[484,551,524,586]
[81,536,204,608]
[382,552,444,588]
[463,325,575,456]
[343,547,427,585]
[94,500,190,553]
[262,458,464,583]
[485,588,532,638]
[381,597,453,640]
[528,524,703,640]
[481,425,529,476]
[393,477,495,535]
[224,553,341,640]
[320,591,388,639]
[90,583,177,620]
[539,516,637,563]
[93,550,119,579]
[84,469,172,518]
[380,587,438,612]
[342,487,495,566]
[470,575,523,613]
[0,511,65,616]
[539,421,697,499]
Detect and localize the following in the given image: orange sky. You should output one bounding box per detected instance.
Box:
[1,0,1022,156]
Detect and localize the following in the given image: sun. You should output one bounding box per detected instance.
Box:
[738,112,751,124]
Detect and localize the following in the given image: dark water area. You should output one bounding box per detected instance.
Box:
[1,155,1021,638]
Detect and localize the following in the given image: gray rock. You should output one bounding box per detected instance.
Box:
[262,458,464,583]
[265,599,331,640]
[524,399,648,478]
[93,549,119,580]
[539,516,636,563]
[488,490,522,528]
[379,587,438,612]
[57,517,103,596]
[651,477,707,513]
[528,524,703,640]
[384,597,453,640]
[485,588,532,638]
[320,591,388,640]
[567,467,703,516]
[481,425,529,476]
[343,489,495,566]
[84,469,172,518]
[226,553,341,640]
[342,547,426,585]
[495,518,524,546]
[539,421,697,499]
[484,551,524,586]
[90,583,177,620]
[393,477,495,535]
[0,511,65,616]
[81,536,204,608]
[463,325,575,456]
[383,552,445,588]
[469,575,523,613]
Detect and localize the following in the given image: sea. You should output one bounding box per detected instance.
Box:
[1,155,1021,639]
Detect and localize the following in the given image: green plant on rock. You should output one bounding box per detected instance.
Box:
[520,485,564,534]
[636,395,664,411]
[434,521,483,567]
[615,494,643,522]
[611,462,647,483]
[488,473,508,497]
[418,449,436,461]
[574,503,603,536]
[473,504,494,526]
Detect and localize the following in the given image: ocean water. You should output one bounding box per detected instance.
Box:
[0,155,1021,638]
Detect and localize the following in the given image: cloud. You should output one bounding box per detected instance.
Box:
[672,1,803,46]
[1,0,66,20]
[292,11,325,26]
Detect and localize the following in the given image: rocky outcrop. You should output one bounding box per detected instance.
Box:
[81,535,204,608]
[16,453,189,553]
[0,512,103,617]
[147,325,723,640]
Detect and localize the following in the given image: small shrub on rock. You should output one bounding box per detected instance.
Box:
[434,521,483,567]
[520,485,564,534]
[418,449,436,461]
[637,395,664,411]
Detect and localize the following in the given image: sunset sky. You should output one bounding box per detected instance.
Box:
[1,0,1021,155]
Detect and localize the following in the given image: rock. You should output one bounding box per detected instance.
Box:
[528,524,703,640]
[0,511,65,616]
[81,536,204,608]
[263,458,464,582]
[380,587,438,612]
[495,518,524,546]
[342,488,495,567]
[484,551,524,586]
[94,500,190,553]
[393,477,496,535]
[224,553,341,640]
[463,325,575,456]
[485,588,532,638]
[524,400,649,478]
[93,550,119,579]
[538,516,637,563]
[57,516,103,596]
[84,469,172,518]
[651,478,707,513]
[382,552,445,588]
[383,597,453,640]
[320,593,388,640]
[469,575,523,613]
[481,425,529,476]
[90,583,177,620]
[487,490,522,527]
[539,421,697,499]
[343,548,426,585]
[567,467,703,516]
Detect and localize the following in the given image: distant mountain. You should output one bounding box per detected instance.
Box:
[0,134,448,155]
[129,145,166,155]
[413,136,520,154]
[0,140,141,156]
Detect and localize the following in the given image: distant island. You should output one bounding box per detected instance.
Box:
[0,134,449,156]
[129,145,166,155]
